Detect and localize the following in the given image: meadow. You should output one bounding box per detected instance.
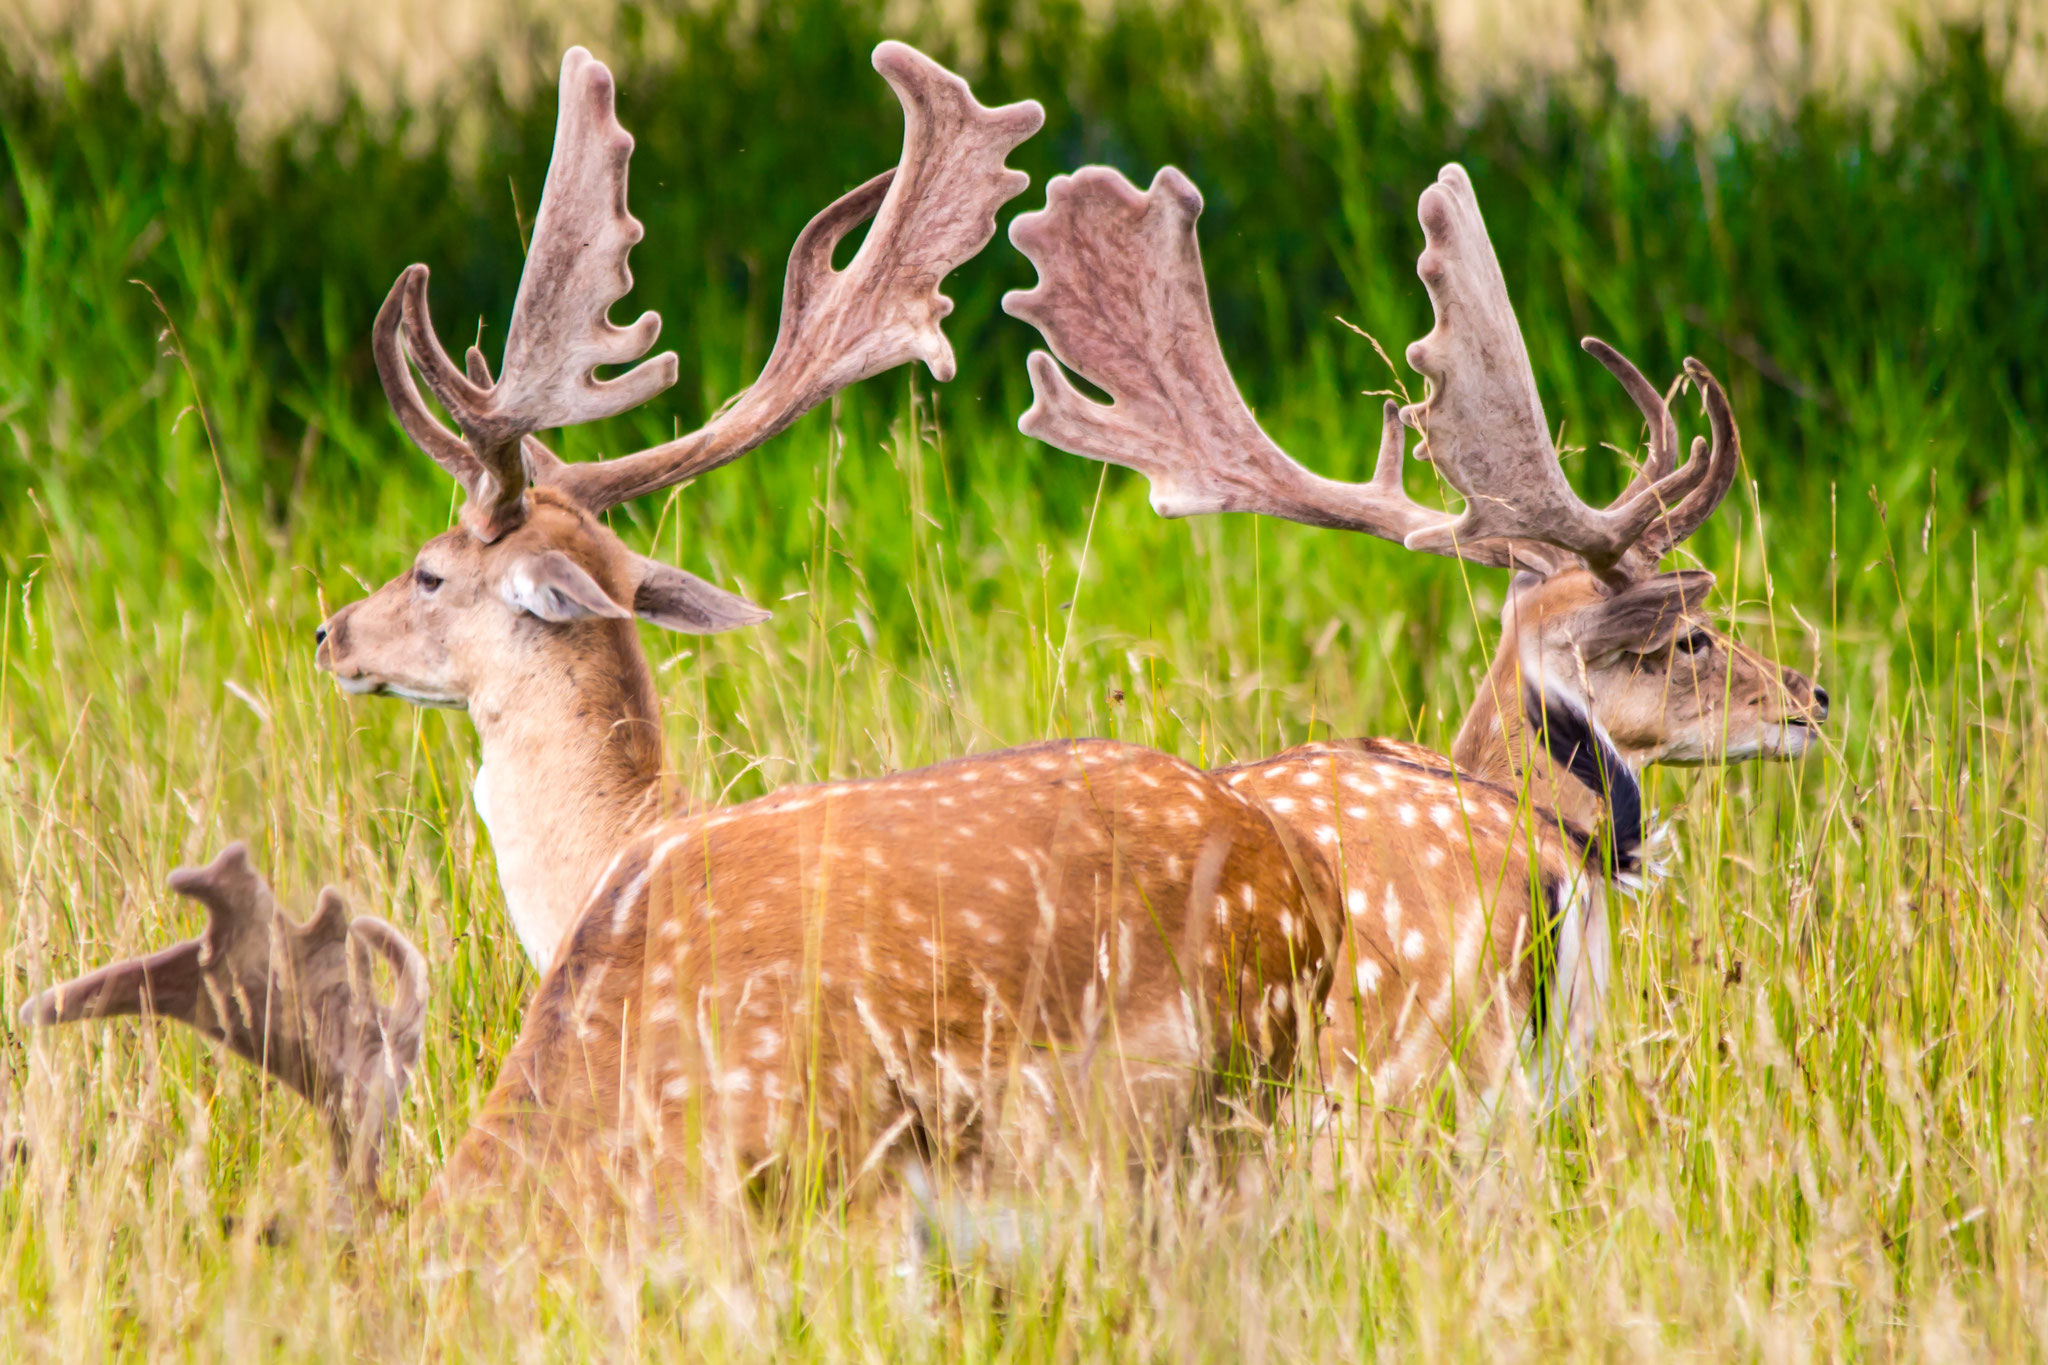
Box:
[3,0,2047,1356]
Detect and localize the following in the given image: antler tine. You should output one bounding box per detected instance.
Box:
[162,840,274,942]
[1584,338,1679,502]
[1004,165,1526,563]
[383,46,677,541]
[1618,357,1742,575]
[346,915,428,1040]
[1399,165,1712,581]
[540,41,1045,514]
[372,275,489,500]
[17,939,207,1026]
[17,842,263,1027]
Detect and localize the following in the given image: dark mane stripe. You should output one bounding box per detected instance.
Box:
[1520,686,1643,878]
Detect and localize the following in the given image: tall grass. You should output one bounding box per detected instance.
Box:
[2,0,2045,1356]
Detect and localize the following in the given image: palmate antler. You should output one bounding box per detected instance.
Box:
[373,47,673,538]
[1005,167,1449,545]
[380,42,1044,540]
[19,844,428,1194]
[1003,163,1741,587]
[1397,166,1735,581]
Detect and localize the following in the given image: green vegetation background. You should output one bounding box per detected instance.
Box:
[9,1,2041,629]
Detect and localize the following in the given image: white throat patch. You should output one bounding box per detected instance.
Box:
[472,761,555,971]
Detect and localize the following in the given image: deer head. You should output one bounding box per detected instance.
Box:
[316,42,1044,710]
[18,843,428,1193]
[1002,163,1827,805]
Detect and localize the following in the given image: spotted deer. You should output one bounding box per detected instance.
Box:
[1002,162,1828,1111]
[315,42,1047,969]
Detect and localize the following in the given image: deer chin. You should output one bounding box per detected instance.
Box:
[1651,720,1817,767]
[1763,720,1819,760]
[334,674,467,710]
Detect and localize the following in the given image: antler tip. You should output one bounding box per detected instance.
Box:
[302,887,351,950]
[1402,520,1461,555]
[998,284,1033,323]
[560,45,612,95]
[1007,99,1049,139]
[1150,165,1204,219]
[870,40,961,104]
[870,38,920,70]
[870,41,1045,145]
[1016,350,1092,443]
[166,841,253,897]
[1005,203,1052,258]
[1416,164,1485,252]
[1023,347,1095,404]
[998,163,1033,203]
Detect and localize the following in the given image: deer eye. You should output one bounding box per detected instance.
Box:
[414,567,444,594]
[1673,630,1712,656]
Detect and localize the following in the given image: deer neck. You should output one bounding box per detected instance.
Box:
[1449,636,1621,835]
[466,620,678,970]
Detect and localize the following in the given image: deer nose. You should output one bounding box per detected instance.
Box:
[1810,685,1829,721]
[314,624,328,646]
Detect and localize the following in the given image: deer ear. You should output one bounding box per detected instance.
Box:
[1501,570,1546,627]
[1576,570,1717,658]
[503,550,632,623]
[631,557,770,635]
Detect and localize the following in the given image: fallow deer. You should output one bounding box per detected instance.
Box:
[315,42,1049,969]
[1002,162,1829,1111]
